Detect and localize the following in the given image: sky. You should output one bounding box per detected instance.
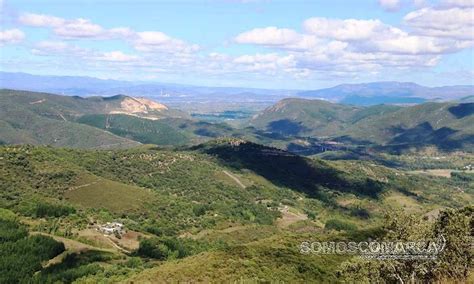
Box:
[0,0,473,89]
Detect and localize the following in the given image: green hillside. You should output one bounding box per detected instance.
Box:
[0,89,210,148]
[0,140,472,282]
[346,102,474,151]
[249,98,361,136]
[250,98,474,152]
[76,114,190,146]
[0,98,140,149]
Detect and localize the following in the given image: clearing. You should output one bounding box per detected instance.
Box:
[222,170,246,188]
[65,175,155,212]
[276,206,308,228]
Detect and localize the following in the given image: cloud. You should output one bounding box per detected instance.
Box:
[238,18,458,55]
[0,29,25,45]
[404,6,474,40]
[303,18,390,41]
[19,12,64,27]
[378,0,401,12]
[441,0,474,8]
[31,41,140,63]
[31,40,89,56]
[132,31,199,53]
[232,13,473,78]
[96,51,139,62]
[235,27,301,45]
[19,13,114,39]
[233,53,295,69]
[19,12,199,54]
[234,26,318,50]
[53,18,105,38]
[12,6,472,83]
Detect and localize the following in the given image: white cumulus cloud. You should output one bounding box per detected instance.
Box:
[378,0,401,11]
[132,31,199,53]
[19,12,199,54]
[303,18,390,41]
[19,13,65,27]
[0,29,25,45]
[404,6,474,40]
[96,51,139,62]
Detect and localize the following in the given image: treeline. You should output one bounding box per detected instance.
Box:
[137,236,227,261]
[19,201,76,218]
[0,218,65,283]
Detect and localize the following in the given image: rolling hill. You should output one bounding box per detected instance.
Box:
[0,90,142,149]
[250,98,474,152]
[0,89,219,148]
[0,139,471,282]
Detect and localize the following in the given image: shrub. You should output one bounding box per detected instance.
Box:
[325,219,357,231]
[137,237,220,261]
[34,202,76,218]
[350,207,370,219]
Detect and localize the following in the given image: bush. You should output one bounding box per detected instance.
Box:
[451,171,474,182]
[34,202,76,218]
[325,219,357,231]
[350,207,370,219]
[192,204,210,217]
[0,219,28,242]
[137,237,220,260]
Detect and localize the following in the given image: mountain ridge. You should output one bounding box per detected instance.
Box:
[1,72,472,106]
[250,98,474,152]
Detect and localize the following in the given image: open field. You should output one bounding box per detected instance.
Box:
[408,169,474,178]
[64,175,155,212]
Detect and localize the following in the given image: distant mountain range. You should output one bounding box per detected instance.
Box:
[1,72,472,106]
[0,72,294,110]
[297,82,474,105]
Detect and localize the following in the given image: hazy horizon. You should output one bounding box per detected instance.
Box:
[1,0,473,89]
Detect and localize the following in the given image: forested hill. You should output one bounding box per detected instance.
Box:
[250,98,474,152]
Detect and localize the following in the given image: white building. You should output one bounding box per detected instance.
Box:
[98,222,124,235]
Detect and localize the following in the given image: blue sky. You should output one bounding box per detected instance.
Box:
[0,0,473,89]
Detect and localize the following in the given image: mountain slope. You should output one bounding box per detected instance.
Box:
[0,89,189,148]
[0,89,254,148]
[250,98,474,152]
[346,102,474,151]
[1,142,470,282]
[250,99,401,137]
[249,98,361,137]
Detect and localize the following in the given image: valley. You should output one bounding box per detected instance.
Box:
[1,0,473,281]
[0,84,473,283]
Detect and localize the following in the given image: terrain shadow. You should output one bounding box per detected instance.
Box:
[195,141,385,202]
[384,122,474,152]
[448,103,474,119]
[266,119,309,136]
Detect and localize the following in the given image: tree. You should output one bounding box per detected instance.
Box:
[337,206,473,283]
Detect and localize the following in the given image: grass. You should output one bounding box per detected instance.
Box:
[64,175,154,213]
